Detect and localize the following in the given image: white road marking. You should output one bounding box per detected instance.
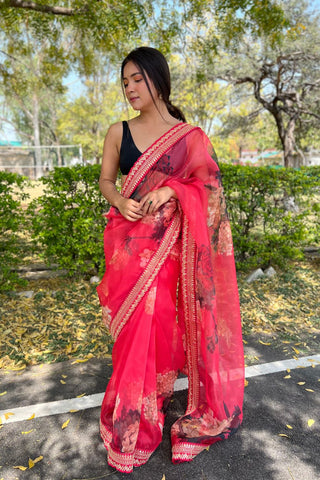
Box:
[1,354,319,425]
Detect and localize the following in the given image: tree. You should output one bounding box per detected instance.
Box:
[0,15,70,176]
[0,1,288,54]
[211,0,320,167]
[57,74,126,163]
[0,0,291,170]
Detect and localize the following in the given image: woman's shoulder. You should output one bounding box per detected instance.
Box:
[104,121,124,148]
[106,121,124,137]
[185,123,208,140]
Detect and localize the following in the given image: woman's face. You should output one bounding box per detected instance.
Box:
[122,61,158,111]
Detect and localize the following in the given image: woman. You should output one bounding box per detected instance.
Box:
[97,46,244,474]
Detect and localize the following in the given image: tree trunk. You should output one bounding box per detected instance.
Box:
[283,118,297,168]
[32,93,43,179]
[271,110,297,168]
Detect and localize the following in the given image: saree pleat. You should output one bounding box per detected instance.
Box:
[100,254,185,473]
[97,123,244,473]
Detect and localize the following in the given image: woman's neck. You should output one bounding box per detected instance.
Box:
[137,101,176,126]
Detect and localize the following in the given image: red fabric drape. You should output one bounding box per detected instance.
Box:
[97,123,244,473]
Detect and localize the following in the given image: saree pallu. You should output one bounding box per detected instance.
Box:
[97,123,244,473]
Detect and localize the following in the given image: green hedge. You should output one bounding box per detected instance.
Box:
[0,172,29,290]
[28,165,109,276]
[220,164,320,270]
[1,164,319,289]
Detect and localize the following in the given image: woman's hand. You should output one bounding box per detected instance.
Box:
[117,197,143,222]
[139,186,176,215]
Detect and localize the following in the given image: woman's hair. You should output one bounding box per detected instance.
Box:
[121,46,186,122]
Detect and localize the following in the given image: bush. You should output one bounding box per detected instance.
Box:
[28,165,109,275]
[27,164,319,276]
[220,164,320,270]
[0,172,29,290]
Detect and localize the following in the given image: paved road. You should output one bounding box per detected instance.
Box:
[0,337,319,480]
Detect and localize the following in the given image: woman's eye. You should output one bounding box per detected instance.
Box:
[123,83,128,88]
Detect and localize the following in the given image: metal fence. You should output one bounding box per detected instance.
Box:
[0,144,83,179]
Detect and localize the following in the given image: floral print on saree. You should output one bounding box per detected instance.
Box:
[97,123,244,472]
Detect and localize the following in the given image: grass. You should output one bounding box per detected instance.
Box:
[0,259,319,370]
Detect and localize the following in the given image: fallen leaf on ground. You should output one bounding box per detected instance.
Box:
[28,456,43,469]
[62,419,70,429]
[305,389,314,392]
[4,412,14,420]
[1,262,319,370]
[27,413,35,420]
[284,375,291,379]
[279,434,289,438]
[0,391,7,396]
[259,340,271,345]
[13,466,28,471]
[308,419,315,427]
[286,425,293,429]
[297,382,305,385]
[21,430,34,435]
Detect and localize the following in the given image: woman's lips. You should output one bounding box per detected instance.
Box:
[129,97,139,102]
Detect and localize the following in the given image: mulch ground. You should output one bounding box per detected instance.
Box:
[0,260,319,371]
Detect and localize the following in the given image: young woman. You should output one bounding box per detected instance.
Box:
[97,46,244,474]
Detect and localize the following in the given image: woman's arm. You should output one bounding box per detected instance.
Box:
[99,123,143,222]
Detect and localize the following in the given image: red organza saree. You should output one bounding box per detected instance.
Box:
[97,123,244,473]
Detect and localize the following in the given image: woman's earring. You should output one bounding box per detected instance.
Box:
[159,93,163,100]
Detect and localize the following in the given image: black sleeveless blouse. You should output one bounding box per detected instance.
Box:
[119,121,142,175]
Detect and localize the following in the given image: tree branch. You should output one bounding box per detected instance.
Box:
[300,109,320,121]
[1,0,75,15]
[234,76,255,85]
[0,116,33,139]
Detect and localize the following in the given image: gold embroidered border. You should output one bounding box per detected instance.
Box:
[180,218,200,414]
[110,211,181,340]
[100,419,153,472]
[172,441,207,462]
[108,446,153,473]
[122,123,198,198]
